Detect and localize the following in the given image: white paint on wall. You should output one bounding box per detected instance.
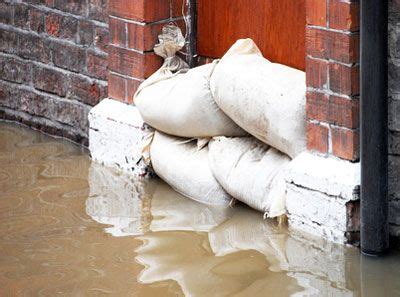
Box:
[88,98,154,178]
[285,152,361,243]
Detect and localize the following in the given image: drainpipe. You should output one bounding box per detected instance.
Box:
[360,0,389,255]
[187,0,197,67]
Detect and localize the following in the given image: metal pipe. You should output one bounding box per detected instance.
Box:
[187,0,197,67]
[360,0,389,255]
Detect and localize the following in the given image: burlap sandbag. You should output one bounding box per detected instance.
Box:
[150,131,232,206]
[134,25,246,138]
[210,39,307,158]
[208,136,291,217]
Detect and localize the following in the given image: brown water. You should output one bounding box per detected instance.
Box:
[0,122,400,297]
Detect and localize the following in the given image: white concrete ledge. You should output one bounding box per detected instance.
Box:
[285,152,361,243]
[88,98,154,178]
[285,152,360,201]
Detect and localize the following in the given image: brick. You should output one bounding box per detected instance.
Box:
[307,92,359,129]
[50,98,89,132]
[54,0,87,16]
[389,60,400,94]
[52,42,86,72]
[307,122,329,154]
[127,78,142,104]
[0,82,19,111]
[45,12,62,36]
[109,0,170,22]
[18,33,51,63]
[329,0,360,31]
[389,131,400,155]
[0,2,14,25]
[331,127,360,161]
[108,73,126,102]
[25,0,55,7]
[306,91,329,122]
[306,0,327,27]
[78,20,94,45]
[127,22,159,51]
[0,82,11,106]
[29,8,45,33]
[329,31,360,63]
[389,98,400,132]
[14,4,30,30]
[88,0,108,23]
[328,96,359,129]
[87,51,108,80]
[68,75,107,106]
[306,57,328,89]
[32,65,69,97]
[109,18,126,47]
[0,83,45,118]
[45,13,78,41]
[15,88,43,117]
[108,45,162,79]
[0,55,31,84]
[306,28,326,59]
[94,26,109,53]
[0,29,18,55]
[306,28,359,63]
[127,20,186,52]
[329,63,360,96]
[389,156,400,200]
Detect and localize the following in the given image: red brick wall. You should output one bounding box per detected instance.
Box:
[0,0,360,157]
[107,0,185,104]
[305,0,360,161]
[0,0,109,145]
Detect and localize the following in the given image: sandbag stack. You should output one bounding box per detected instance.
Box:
[133,25,306,218]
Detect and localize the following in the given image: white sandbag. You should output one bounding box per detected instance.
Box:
[150,131,232,206]
[208,136,291,217]
[134,26,246,138]
[210,39,307,158]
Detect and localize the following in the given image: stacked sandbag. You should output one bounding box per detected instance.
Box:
[134,28,246,138]
[209,137,291,217]
[150,131,232,206]
[210,39,307,158]
[135,26,306,213]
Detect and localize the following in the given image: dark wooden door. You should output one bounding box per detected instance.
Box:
[197,0,306,70]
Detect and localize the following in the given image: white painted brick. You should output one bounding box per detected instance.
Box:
[286,184,348,243]
[88,98,154,177]
[285,152,360,243]
[285,152,360,201]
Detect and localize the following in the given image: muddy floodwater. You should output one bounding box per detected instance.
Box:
[1,122,400,297]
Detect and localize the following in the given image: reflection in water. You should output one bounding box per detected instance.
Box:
[1,122,400,296]
[149,182,235,233]
[86,163,154,237]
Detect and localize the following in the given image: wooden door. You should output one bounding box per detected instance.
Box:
[197,0,306,70]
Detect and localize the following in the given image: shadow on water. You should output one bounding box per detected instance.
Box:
[1,121,400,296]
